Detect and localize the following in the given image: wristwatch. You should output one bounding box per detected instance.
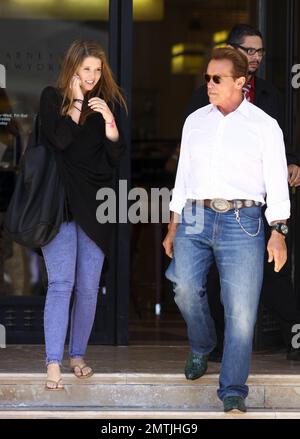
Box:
[271,223,289,237]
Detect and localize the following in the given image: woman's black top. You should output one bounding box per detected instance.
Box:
[39,86,125,257]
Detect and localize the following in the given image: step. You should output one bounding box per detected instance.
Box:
[1,373,300,413]
[1,409,300,419]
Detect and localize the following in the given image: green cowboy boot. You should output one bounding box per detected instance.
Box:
[223,396,247,413]
[184,351,208,380]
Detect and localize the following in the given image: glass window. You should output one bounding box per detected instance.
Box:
[129,0,257,336]
[0,0,108,296]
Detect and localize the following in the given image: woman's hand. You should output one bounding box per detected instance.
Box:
[70,75,84,100]
[88,97,119,141]
[88,97,114,123]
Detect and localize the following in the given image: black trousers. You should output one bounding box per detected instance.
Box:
[207,217,300,351]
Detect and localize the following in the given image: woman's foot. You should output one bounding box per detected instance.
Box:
[70,357,94,378]
[45,363,64,390]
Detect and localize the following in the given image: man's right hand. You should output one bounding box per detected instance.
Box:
[163,213,180,258]
[163,212,180,258]
[163,228,177,258]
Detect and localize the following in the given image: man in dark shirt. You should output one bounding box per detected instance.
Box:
[186,24,300,361]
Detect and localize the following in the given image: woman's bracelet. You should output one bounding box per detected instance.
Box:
[105,118,115,128]
[73,105,81,112]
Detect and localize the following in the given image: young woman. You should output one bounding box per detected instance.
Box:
[39,40,127,390]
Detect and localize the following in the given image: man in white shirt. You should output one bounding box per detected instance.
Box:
[163,47,290,413]
[187,24,300,363]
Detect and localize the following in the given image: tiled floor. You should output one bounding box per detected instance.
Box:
[1,344,300,375]
[129,316,188,344]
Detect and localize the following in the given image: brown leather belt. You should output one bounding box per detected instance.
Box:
[200,198,262,213]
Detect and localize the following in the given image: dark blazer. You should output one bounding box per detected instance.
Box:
[185,77,299,166]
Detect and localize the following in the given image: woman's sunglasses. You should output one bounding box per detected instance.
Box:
[204,74,235,84]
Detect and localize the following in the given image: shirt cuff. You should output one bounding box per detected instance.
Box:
[264,199,291,225]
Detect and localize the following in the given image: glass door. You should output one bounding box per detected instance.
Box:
[129,0,257,343]
[0,0,128,344]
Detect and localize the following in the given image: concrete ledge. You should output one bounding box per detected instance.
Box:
[1,373,300,411]
[0,409,300,419]
[1,372,300,385]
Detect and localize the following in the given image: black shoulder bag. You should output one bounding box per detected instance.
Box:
[4,115,65,248]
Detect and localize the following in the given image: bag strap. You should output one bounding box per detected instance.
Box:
[34,113,41,144]
[25,114,42,151]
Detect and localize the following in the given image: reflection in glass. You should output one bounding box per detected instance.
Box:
[0,2,108,296]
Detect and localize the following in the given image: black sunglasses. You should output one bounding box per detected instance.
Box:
[204,74,235,84]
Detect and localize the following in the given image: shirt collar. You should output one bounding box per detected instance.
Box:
[208,97,250,118]
[236,97,250,117]
[248,76,255,89]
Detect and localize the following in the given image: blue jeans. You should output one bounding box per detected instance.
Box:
[166,203,265,400]
[42,221,105,365]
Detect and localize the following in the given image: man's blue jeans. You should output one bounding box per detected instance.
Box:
[42,221,105,366]
[166,203,265,400]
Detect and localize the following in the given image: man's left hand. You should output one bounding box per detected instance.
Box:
[267,232,287,272]
[288,164,300,187]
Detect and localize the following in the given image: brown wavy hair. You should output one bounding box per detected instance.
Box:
[210,47,249,80]
[56,40,127,124]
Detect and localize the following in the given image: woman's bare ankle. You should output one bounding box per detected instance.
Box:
[47,363,61,378]
[70,357,84,366]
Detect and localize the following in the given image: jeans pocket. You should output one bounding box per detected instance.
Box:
[239,206,262,220]
[234,208,262,237]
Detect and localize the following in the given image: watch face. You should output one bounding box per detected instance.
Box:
[281,224,289,235]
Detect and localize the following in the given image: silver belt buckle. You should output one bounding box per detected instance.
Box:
[210,198,231,213]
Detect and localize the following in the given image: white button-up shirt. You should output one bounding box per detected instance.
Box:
[170,99,290,224]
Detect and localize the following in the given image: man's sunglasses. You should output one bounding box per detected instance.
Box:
[204,74,235,84]
[231,44,266,57]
